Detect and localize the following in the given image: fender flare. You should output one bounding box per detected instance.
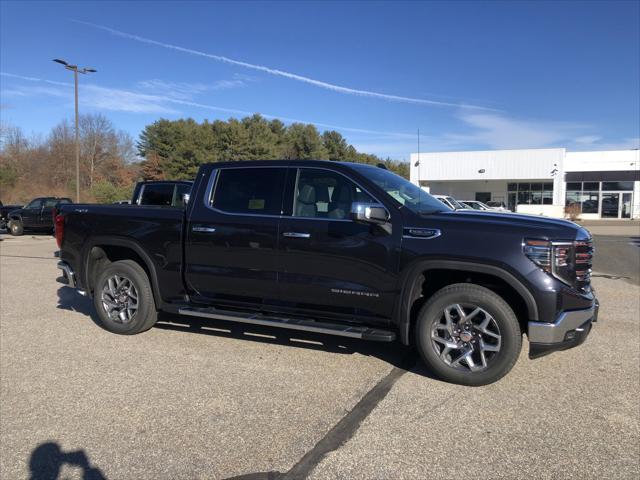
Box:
[395,259,539,345]
[82,236,163,310]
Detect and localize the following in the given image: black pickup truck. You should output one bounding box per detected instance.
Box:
[56,160,598,385]
[6,197,72,235]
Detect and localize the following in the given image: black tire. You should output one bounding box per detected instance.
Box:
[8,220,23,236]
[93,259,157,335]
[415,283,522,386]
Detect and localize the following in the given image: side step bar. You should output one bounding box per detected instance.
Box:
[177,307,396,342]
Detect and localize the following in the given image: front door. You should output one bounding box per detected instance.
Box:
[20,198,43,229]
[184,166,287,308]
[277,167,399,323]
[621,193,633,219]
[601,192,633,219]
[600,193,619,218]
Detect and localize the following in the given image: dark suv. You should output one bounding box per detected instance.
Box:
[55,161,598,385]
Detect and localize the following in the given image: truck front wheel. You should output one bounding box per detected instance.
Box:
[93,259,157,335]
[415,283,522,386]
[8,220,23,236]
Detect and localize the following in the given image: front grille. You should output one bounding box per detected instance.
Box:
[574,239,593,290]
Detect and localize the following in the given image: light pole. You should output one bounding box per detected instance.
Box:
[53,59,96,203]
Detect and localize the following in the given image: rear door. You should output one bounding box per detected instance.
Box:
[184,166,287,307]
[277,167,400,323]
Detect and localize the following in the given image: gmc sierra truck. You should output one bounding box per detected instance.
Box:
[56,160,598,385]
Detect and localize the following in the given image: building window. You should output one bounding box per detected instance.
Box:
[602,181,634,191]
[508,182,554,207]
[565,182,600,214]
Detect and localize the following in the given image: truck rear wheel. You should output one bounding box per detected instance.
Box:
[93,259,157,335]
[8,220,23,236]
[415,283,522,386]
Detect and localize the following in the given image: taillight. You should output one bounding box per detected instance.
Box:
[55,214,65,248]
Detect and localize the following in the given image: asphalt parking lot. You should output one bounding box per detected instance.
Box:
[1,233,638,479]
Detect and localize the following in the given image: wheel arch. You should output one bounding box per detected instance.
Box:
[395,259,539,345]
[82,237,162,310]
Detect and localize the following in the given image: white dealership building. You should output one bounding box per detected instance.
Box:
[410,148,640,219]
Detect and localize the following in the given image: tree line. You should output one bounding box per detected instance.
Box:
[1,115,138,203]
[1,113,408,204]
[138,114,408,180]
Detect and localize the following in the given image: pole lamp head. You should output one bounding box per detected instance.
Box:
[53,58,68,66]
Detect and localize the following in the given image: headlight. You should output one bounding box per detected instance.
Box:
[523,238,590,289]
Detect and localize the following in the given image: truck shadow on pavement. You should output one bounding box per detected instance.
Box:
[154,311,431,377]
[29,442,106,480]
[56,286,102,327]
[55,286,432,379]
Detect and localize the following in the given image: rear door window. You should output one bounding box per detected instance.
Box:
[211,167,287,215]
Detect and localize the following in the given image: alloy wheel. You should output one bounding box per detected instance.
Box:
[431,303,502,372]
[101,274,139,323]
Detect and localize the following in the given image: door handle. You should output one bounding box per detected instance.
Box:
[192,225,217,233]
[283,232,311,238]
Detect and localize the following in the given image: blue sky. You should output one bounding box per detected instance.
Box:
[1,0,639,160]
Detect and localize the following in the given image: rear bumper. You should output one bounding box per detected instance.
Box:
[528,299,599,359]
[57,261,76,288]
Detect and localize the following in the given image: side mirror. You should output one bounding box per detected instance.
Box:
[182,193,190,205]
[351,202,389,225]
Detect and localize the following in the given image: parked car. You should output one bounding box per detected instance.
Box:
[6,197,72,236]
[131,180,192,207]
[461,200,511,213]
[432,194,470,211]
[459,200,492,211]
[56,160,597,386]
[486,201,510,211]
[0,200,24,230]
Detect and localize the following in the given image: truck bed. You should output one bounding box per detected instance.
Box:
[58,204,185,306]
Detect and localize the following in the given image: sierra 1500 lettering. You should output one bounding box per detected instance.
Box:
[55,160,598,385]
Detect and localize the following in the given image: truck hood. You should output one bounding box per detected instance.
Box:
[418,210,590,241]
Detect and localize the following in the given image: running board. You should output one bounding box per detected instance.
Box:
[177,307,396,342]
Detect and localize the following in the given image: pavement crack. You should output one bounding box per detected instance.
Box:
[281,353,416,480]
[223,353,417,480]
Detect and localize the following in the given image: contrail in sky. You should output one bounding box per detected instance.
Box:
[0,72,416,138]
[73,20,495,111]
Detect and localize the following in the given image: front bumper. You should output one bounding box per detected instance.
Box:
[528,299,599,359]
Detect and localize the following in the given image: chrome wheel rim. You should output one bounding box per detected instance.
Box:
[101,274,138,323]
[431,303,502,372]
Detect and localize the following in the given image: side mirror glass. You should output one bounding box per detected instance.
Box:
[351,202,389,225]
[182,193,190,205]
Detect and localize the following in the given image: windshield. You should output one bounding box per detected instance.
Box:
[463,201,483,210]
[446,197,467,210]
[351,165,449,214]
